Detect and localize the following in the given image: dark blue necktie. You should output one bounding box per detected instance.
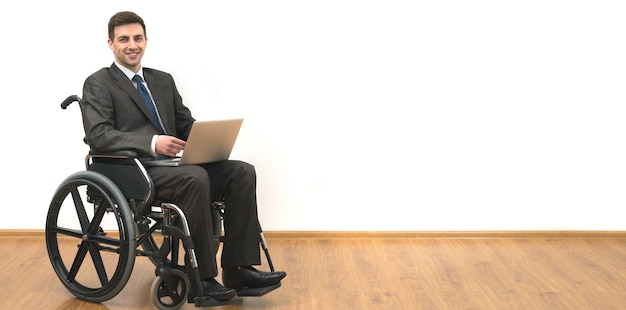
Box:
[133,75,166,135]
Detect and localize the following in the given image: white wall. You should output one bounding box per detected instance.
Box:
[1,0,625,231]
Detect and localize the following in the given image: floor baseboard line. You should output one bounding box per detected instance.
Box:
[2,229,625,239]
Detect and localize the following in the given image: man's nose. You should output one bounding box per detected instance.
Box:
[128,40,139,48]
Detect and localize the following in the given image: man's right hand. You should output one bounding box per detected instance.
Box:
[155,135,186,157]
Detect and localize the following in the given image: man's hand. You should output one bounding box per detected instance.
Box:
[155,135,186,157]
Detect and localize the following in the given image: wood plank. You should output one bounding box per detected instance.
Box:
[2,234,626,309]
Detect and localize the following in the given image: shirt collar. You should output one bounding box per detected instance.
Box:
[114,62,144,81]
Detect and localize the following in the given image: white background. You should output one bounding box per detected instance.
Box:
[1,0,625,231]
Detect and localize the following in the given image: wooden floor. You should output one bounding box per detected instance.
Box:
[2,232,626,309]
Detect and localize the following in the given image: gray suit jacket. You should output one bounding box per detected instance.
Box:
[80,64,195,157]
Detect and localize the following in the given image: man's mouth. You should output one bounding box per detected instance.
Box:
[126,51,141,57]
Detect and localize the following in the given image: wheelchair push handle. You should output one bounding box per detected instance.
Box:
[61,95,81,109]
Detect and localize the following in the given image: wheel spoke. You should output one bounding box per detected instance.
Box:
[86,196,110,235]
[90,234,124,247]
[70,187,91,233]
[67,241,90,282]
[87,239,110,286]
[68,186,117,286]
[51,226,83,239]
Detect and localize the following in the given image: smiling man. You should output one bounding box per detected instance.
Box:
[79,11,286,303]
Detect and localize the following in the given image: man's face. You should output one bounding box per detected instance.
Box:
[108,23,147,72]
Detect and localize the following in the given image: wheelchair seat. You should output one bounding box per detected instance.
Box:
[45,95,281,309]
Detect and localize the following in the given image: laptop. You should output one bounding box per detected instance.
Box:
[143,118,243,167]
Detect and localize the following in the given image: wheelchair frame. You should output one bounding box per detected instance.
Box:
[45,95,279,309]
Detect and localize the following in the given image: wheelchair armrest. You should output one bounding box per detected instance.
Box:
[88,150,139,158]
[86,150,140,167]
[85,149,156,204]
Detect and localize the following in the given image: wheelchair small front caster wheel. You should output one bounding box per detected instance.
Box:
[150,269,190,310]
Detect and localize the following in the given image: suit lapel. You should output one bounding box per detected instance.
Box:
[108,64,167,134]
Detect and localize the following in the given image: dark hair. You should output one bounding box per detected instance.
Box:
[108,11,146,41]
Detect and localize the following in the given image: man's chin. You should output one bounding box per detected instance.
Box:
[125,58,141,65]
[117,60,141,72]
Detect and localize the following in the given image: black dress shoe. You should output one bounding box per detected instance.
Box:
[222,266,287,290]
[196,278,237,301]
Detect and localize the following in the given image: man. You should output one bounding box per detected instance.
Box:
[80,11,286,301]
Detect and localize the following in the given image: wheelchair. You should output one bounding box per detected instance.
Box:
[45,95,281,309]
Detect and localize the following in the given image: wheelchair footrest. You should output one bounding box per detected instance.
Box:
[236,282,282,296]
[194,296,242,307]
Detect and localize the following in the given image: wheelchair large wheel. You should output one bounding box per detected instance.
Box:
[46,170,136,303]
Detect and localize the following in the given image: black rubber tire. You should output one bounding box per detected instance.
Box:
[150,269,190,310]
[46,171,136,303]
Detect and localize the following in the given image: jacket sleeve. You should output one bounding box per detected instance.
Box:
[80,69,155,157]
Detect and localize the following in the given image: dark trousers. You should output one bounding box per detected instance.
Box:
[147,160,261,279]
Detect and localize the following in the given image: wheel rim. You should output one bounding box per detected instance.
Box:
[46,171,136,302]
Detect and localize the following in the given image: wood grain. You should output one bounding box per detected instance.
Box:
[1,234,625,309]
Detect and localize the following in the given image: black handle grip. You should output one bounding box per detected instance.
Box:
[61,95,81,109]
